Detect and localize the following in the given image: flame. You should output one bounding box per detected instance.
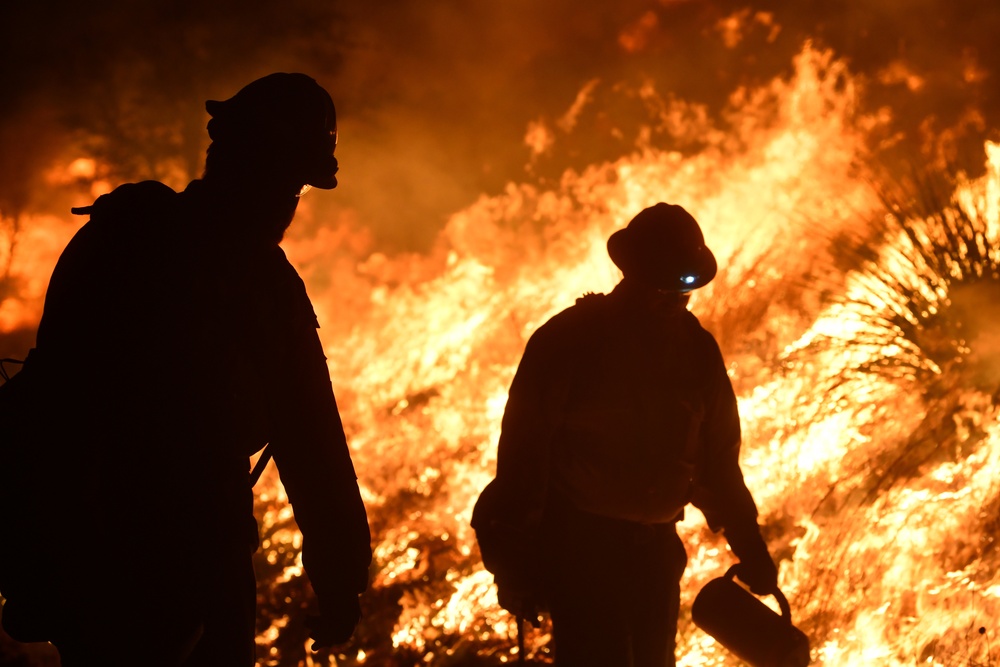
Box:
[269,44,906,664]
[3,41,1000,666]
[0,213,79,334]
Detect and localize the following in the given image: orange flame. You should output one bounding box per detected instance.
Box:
[3,42,999,666]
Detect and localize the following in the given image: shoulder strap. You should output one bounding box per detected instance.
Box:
[0,357,25,383]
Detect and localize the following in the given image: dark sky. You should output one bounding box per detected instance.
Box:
[2,0,999,250]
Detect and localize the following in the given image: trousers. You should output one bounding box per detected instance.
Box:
[53,540,257,667]
[545,495,687,667]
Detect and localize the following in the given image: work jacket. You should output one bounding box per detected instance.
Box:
[4,180,370,635]
[484,284,760,537]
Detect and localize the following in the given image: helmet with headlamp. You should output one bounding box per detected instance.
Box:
[607,203,717,291]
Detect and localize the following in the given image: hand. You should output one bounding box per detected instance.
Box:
[725,523,779,596]
[732,558,779,596]
[307,595,362,651]
[497,583,544,626]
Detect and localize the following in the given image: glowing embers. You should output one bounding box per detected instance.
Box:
[796,414,1000,664]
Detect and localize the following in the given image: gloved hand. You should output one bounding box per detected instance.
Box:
[496,580,545,627]
[731,559,779,596]
[725,523,779,596]
[307,594,362,651]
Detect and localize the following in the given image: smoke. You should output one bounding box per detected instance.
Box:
[3,1,999,251]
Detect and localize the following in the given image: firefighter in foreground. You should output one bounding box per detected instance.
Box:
[0,73,371,665]
[473,203,778,666]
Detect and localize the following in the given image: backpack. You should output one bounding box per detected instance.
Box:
[0,184,185,643]
[0,350,88,642]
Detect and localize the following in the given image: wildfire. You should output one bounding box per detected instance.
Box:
[263,43,999,666]
[2,40,999,666]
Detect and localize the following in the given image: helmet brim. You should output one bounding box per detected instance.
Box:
[607,227,717,291]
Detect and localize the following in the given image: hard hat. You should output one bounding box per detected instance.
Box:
[205,72,338,189]
[607,203,718,290]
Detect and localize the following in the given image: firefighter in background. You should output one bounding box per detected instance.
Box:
[0,73,371,666]
[473,203,778,666]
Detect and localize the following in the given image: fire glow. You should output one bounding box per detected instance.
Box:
[2,42,999,666]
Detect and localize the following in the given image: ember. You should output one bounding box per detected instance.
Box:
[2,5,999,667]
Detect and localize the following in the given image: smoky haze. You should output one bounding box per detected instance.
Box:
[1,0,999,251]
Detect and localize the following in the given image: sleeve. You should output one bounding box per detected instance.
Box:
[689,334,760,534]
[267,263,372,606]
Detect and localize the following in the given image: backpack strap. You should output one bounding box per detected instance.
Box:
[0,357,25,382]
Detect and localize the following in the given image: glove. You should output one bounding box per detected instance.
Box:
[725,523,779,596]
[496,578,545,627]
[731,560,779,596]
[307,594,362,651]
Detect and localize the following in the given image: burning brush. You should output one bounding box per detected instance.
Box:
[771,144,1000,664]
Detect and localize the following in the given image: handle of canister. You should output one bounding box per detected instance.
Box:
[724,565,792,622]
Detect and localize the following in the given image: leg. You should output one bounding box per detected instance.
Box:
[51,570,205,667]
[549,572,630,667]
[181,549,257,667]
[627,530,686,667]
[544,498,638,667]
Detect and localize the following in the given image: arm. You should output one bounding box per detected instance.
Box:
[691,336,777,594]
[267,266,371,644]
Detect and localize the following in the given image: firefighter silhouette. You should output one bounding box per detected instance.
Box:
[0,73,371,666]
[473,203,779,667]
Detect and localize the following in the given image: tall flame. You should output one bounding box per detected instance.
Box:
[2,42,999,666]
[231,44,1000,666]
